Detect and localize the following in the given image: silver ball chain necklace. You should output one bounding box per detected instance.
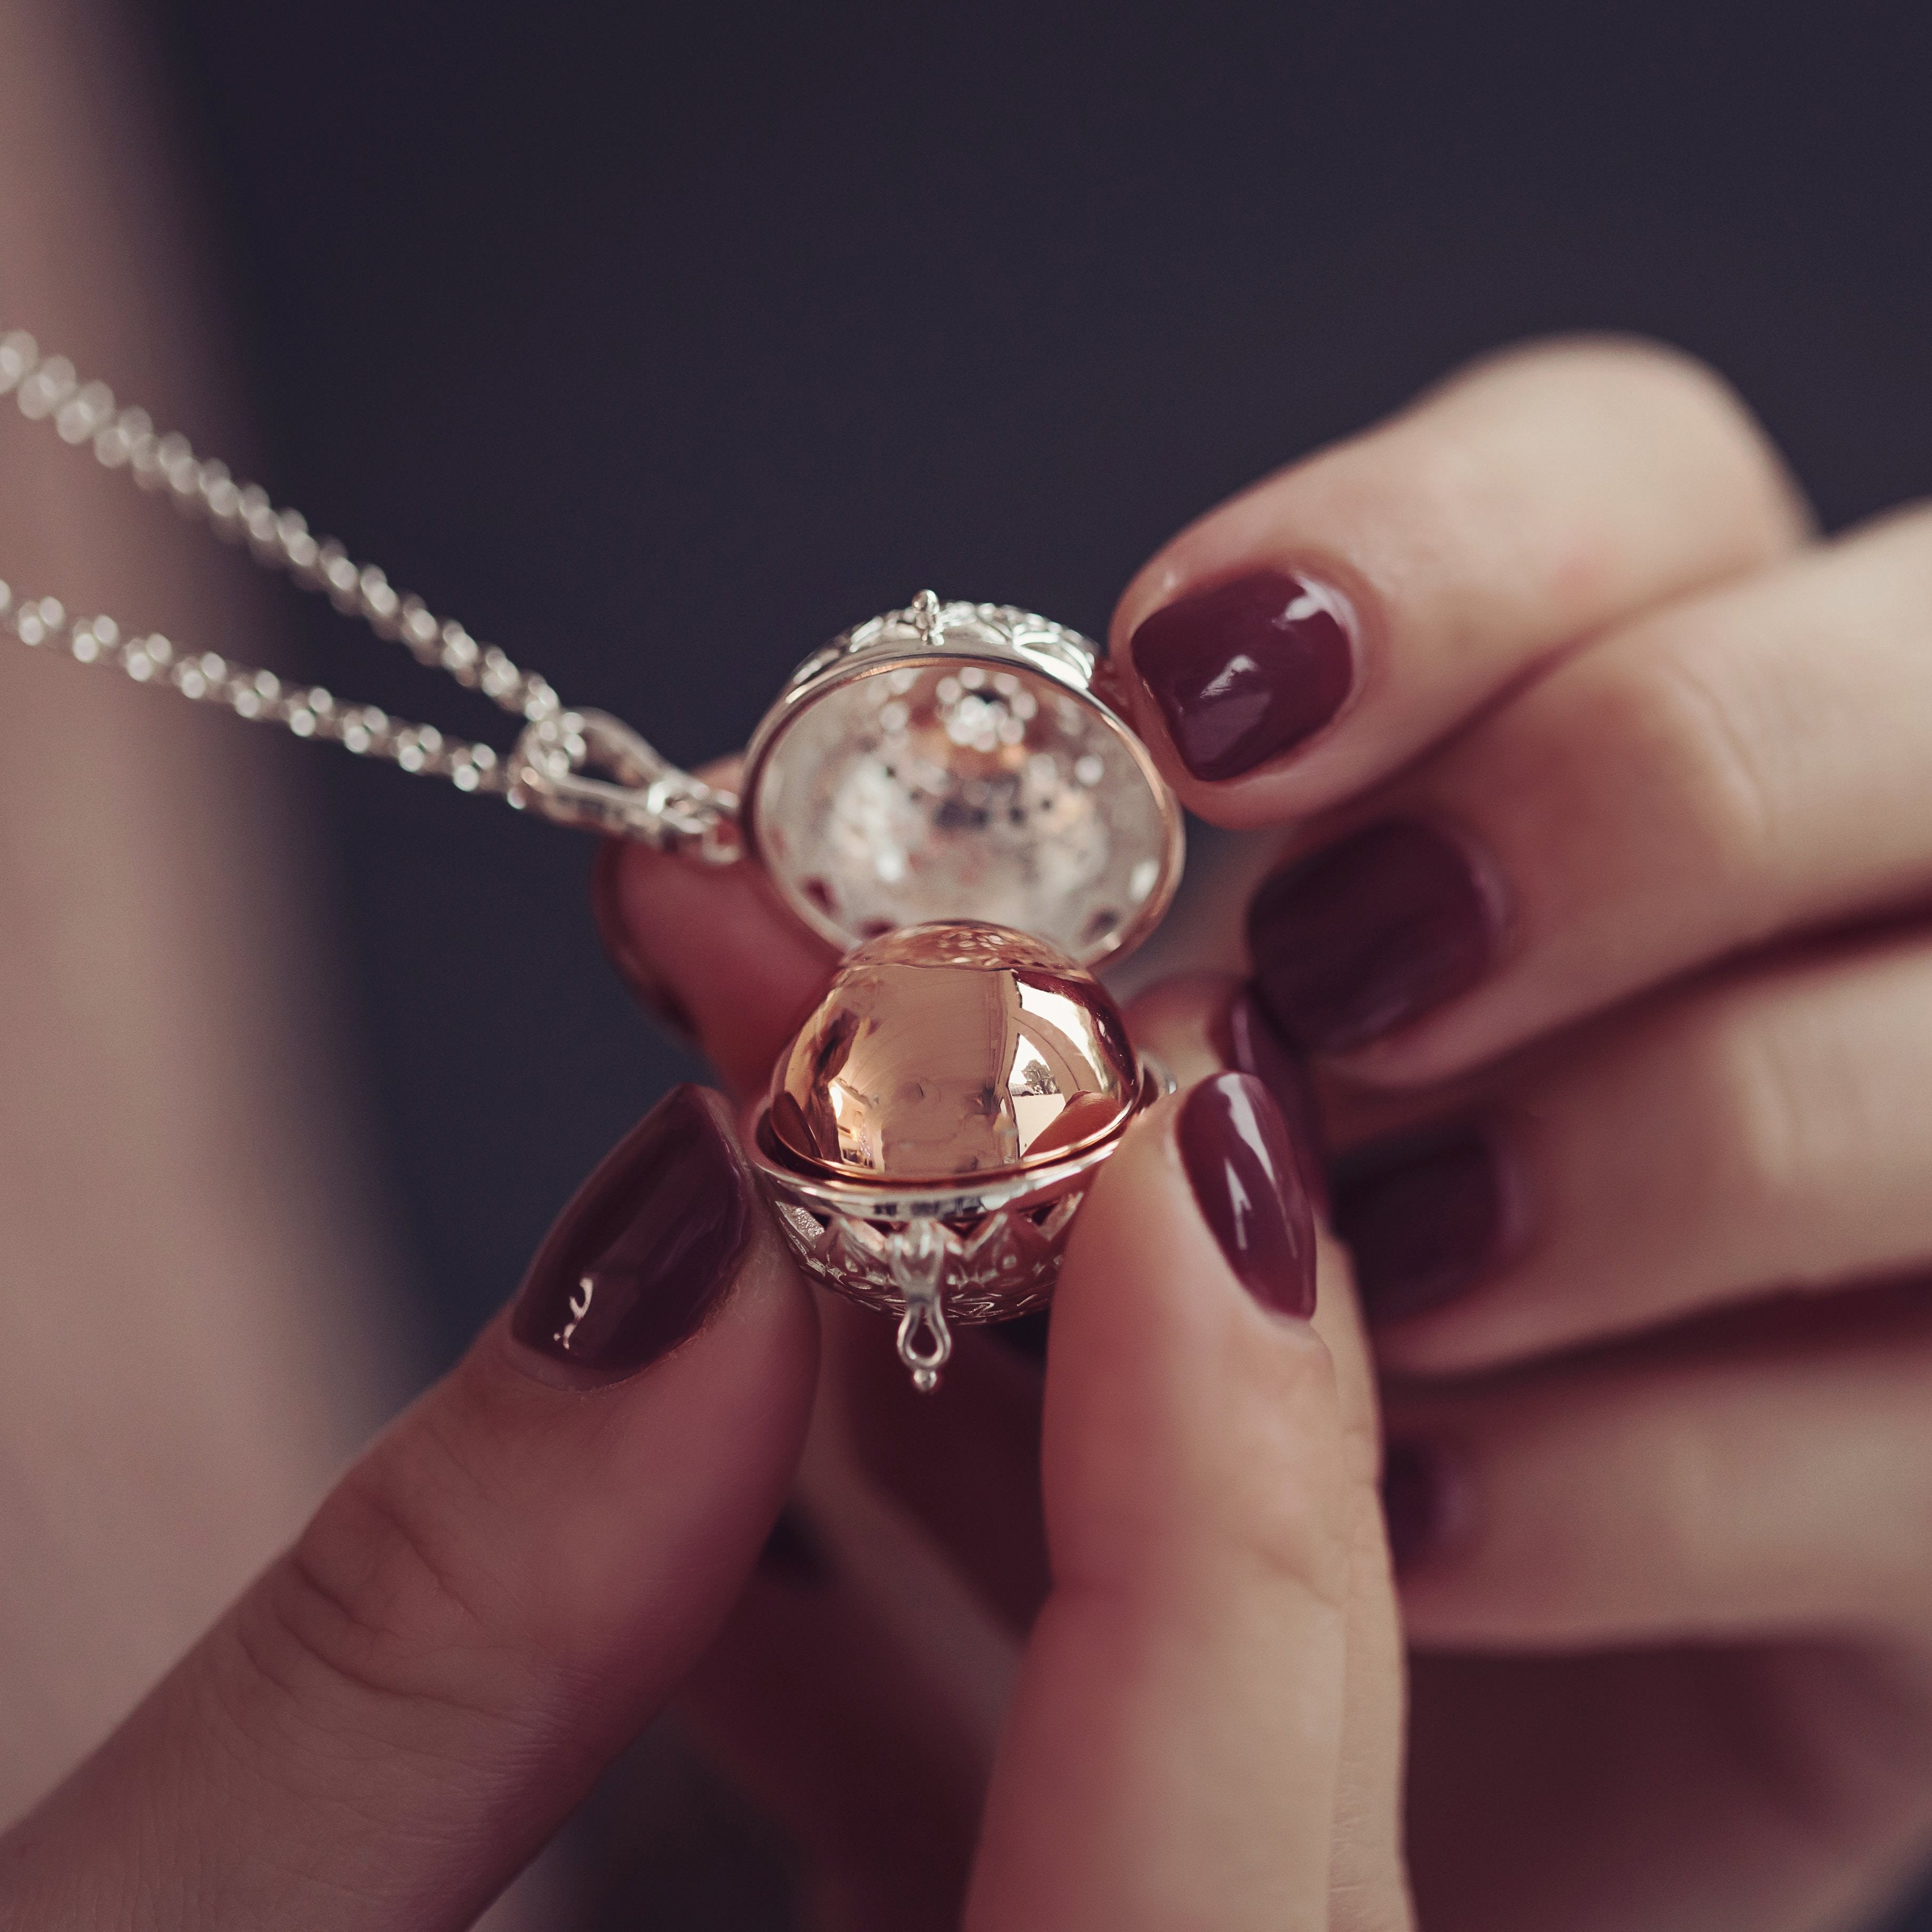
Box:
[1,327,1184,1389]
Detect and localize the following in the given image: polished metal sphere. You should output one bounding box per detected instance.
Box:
[768,919,1138,1184]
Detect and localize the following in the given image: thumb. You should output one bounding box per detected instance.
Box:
[967,1071,1403,1930]
[0,1085,818,1931]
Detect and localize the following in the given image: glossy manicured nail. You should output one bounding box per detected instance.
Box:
[512,1084,750,1379]
[757,1504,831,1587]
[1331,1121,1513,1322]
[591,839,700,1046]
[1178,1071,1317,1317]
[1214,983,1330,1218]
[1129,569,1356,782]
[1380,1439,1448,1575]
[1248,820,1503,1053]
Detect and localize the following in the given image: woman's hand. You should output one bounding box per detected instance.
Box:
[0,1073,1400,1929]
[0,1087,819,1929]
[600,334,1932,1930]
[1110,336,1932,1932]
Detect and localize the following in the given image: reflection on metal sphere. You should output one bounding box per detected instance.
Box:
[769,920,1138,1184]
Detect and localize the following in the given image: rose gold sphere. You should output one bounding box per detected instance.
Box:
[768,920,1138,1184]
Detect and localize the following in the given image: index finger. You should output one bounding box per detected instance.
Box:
[965,1077,1406,1931]
[1112,335,1808,828]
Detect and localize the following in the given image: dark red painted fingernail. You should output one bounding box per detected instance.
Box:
[1380,1439,1447,1574]
[1178,1071,1317,1317]
[591,839,700,1046]
[1248,820,1504,1053]
[512,1085,749,1379]
[1129,569,1357,782]
[1214,983,1330,1218]
[1331,1121,1515,1322]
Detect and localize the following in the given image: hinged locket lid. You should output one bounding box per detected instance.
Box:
[740,594,1185,967]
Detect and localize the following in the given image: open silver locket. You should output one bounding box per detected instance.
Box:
[509,593,1186,1388]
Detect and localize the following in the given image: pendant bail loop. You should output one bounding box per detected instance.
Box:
[507,708,741,863]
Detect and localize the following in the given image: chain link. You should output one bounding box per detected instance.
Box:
[0,582,508,792]
[0,326,736,848]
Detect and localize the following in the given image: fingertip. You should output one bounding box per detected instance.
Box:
[591,837,702,1045]
[440,1081,824,1612]
[1122,970,1239,1084]
[1174,1071,1319,1318]
[1118,565,1366,806]
[1108,333,1815,837]
[1046,1086,1337,1551]
[1125,974,1331,1219]
[1106,471,1384,829]
[592,835,838,1096]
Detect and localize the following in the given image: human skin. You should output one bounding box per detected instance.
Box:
[9,7,1922,1910]
[599,337,1932,1930]
[0,1074,1410,1929]
[3,10,1406,1921]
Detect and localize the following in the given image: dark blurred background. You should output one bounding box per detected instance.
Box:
[142,2,1932,1922]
